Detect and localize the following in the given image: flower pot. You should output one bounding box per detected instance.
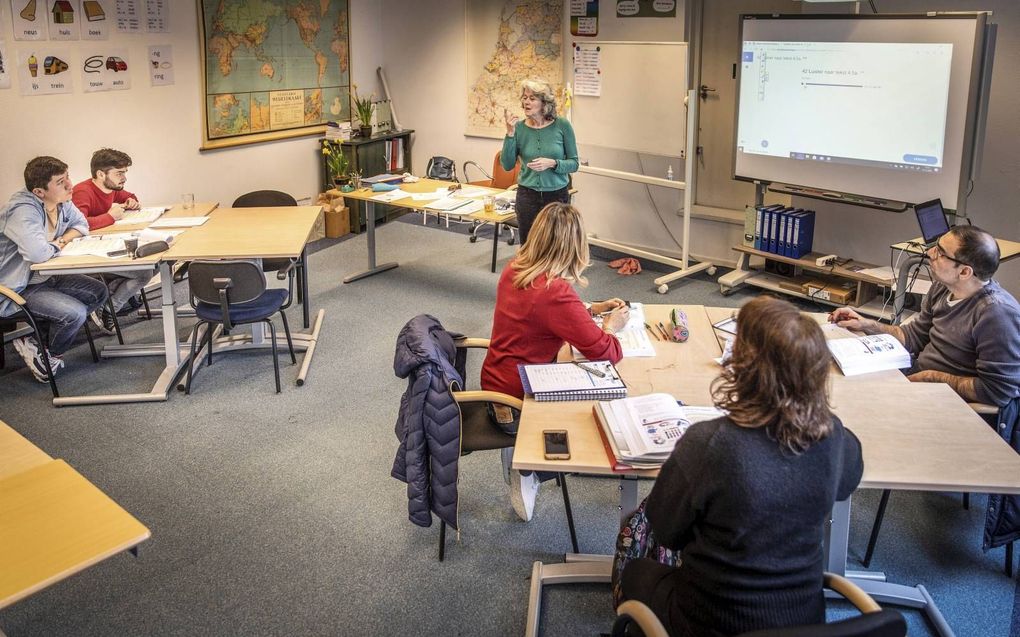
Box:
[332,176,348,189]
[359,125,373,138]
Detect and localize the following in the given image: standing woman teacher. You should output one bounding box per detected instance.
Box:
[503,79,579,245]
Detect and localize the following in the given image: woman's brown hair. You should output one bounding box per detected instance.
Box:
[511,202,590,289]
[711,296,833,452]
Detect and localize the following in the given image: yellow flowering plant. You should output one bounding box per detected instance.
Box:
[322,143,349,182]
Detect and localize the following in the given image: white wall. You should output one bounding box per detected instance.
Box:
[0,2,384,208]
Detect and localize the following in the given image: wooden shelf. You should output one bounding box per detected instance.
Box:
[731,245,893,285]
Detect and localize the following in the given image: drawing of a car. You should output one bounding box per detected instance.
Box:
[105,56,127,72]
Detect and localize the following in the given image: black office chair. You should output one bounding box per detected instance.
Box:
[232,190,311,329]
[183,260,296,395]
[0,284,99,397]
[610,573,906,637]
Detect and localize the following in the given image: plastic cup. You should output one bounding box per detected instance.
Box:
[182,193,195,210]
[483,195,495,213]
[124,237,139,259]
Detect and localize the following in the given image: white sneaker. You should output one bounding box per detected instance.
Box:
[12,336,51,383]
[510,470,540,522]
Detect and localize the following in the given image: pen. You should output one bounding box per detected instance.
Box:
[644,322,660,341]
[572,360,606,378]
[656,322,672,342]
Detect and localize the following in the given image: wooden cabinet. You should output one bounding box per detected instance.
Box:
[321,129,413,234]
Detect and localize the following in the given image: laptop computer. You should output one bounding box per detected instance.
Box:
[913,198,952,248]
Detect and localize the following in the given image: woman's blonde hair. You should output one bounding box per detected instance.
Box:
[521,79,557,121]
[710,296,834,452]
[512,202,590,289]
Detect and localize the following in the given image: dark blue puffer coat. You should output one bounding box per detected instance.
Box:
[391,315,466,530]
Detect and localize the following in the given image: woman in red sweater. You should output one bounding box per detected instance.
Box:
[481,202,629,521]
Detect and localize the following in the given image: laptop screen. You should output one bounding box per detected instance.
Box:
[914,199,951,245]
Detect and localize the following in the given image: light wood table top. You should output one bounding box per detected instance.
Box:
[0,419,51,480]
[0,459,150,609]
[92,201,219,235]
[165,206,322,261]
[892,236,1020,262]
[515,305,1020,495]
[332,178,504,209]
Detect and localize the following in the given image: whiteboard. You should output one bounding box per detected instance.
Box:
[570,42,688,157]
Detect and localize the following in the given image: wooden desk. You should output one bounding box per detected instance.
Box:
[29,205,324,406]
[892,235,1020,262]
[337,178,506,282]
[0,460,150,609]
[515,305,1020,637]
[0,420,51,480]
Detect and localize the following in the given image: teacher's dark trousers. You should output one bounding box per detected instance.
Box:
[514,185,570,246]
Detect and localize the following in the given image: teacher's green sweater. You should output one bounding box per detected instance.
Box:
[502,117,579,192]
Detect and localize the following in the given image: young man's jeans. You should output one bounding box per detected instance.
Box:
[103,269,154,312]
[20,275,108,355]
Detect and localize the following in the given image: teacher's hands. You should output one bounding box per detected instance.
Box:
[504,108,519,136]
[526,157,557,172]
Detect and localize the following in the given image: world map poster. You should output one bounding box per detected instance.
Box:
[199,0,351,149]
[465,0,563,139]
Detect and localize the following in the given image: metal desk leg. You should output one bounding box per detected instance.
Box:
[524,476,641,637]
[490,222,501,273]
[53,261,191,406]
[300,247,311,329]
[829,497,956,637]
[343,200,398,283]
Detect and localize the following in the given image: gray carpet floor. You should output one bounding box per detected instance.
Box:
[1,217,1017,636]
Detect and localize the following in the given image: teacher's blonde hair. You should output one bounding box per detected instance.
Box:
[512,202,590,289]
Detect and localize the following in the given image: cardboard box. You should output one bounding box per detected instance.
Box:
[802,280,856,305]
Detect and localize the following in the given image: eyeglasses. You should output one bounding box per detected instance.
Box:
[930,242,970,268]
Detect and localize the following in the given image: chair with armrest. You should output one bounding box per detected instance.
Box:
[464,151,521,246]
[401,329,580,561]
[610,573,906,637]
[183,260,296,395]
[0,284,99,397]
[231,190,312,329]
[862,400,1018,577]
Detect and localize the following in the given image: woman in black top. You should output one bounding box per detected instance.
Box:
[612,296,864,636]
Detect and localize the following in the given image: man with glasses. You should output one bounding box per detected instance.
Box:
[72,148,151,332]
[831,225,1020,408]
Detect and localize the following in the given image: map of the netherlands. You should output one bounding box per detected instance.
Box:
[466,0,563,139]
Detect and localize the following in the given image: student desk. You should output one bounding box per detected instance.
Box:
[513,305,1020,637]
[891,235,1020,263]
[0,420,149,615]
[337,178,506,282]
[30,206,323,406]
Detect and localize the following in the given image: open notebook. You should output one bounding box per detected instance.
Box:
[518,361,626,402]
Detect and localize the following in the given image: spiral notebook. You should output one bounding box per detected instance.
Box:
[518,361,627,402]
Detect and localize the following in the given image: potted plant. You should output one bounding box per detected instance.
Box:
[351,84,375,138]
[322,143,349,187]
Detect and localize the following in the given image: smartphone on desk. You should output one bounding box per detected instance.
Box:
[543,430,570,460]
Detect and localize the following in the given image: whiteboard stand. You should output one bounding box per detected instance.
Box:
[587,90,715,294]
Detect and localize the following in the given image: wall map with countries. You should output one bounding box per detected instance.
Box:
[198,0,350,150]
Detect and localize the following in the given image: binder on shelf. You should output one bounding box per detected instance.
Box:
[518,361,627,402]
[760,207,772,252]
[792,210,816,258]
[768,207,781,254]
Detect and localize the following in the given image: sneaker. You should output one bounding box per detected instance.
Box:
[117,295,143,316]
[12,336,52,383]
[90,308,116,334]
[510,470,540,522]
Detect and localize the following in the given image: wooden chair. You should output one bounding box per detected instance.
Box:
[610,573,906,637]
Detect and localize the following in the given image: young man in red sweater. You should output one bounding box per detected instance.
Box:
[71,148,152,332]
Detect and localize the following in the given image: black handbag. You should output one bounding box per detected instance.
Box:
[426,156,457,182]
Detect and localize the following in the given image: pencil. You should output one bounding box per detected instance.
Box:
[644,322,660,341]
[656,322,672,342]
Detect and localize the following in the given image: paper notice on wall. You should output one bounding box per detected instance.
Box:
[81,48,130,92]
[0,42,12,88]
[570,0,599,36]
[573,43,601,96]
[81,0,112,40]
[570,0,587,14]
[48,0,80,40]
[19,50,73,95]
[146,0,168,32]
[116,0,141,32]
[11,0,49,40]
[148,44,173,85]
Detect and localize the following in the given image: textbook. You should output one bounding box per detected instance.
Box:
[827,333,912,377]
[518,361,626,402]
[593,393,725,470]
[113,206,168,226]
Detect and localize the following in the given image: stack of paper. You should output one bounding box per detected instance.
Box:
[114,206,168,225]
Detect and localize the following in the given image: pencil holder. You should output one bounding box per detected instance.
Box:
[670,308,690,342]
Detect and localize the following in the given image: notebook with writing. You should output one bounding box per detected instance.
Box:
[518,361,627,402]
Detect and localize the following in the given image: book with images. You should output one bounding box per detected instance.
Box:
[518,361,626,402]
[593,393,726,470]
[827,333,912,376]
